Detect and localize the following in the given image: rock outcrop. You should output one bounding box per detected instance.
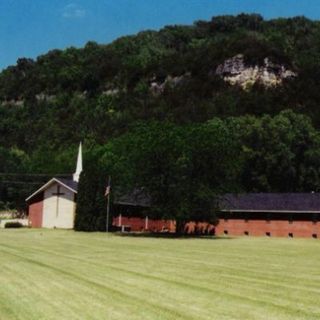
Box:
[216,54,296,89]
[150,73,191,95]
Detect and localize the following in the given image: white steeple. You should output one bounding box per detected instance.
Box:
[73,142,83,182]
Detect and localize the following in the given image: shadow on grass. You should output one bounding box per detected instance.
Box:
[114,232,235,240]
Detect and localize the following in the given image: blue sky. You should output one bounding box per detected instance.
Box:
[0,0,320,70]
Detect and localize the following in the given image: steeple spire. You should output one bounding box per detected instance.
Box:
[73,142,83,182]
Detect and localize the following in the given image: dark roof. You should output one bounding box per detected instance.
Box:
[222,193,320,212]
[55,177,78,192]
[113,191,320,212]
[114,189,151,207]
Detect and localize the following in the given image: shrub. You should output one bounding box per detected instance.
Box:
[4,222,24,228]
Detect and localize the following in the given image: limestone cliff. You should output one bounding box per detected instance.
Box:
[216,54,296,89]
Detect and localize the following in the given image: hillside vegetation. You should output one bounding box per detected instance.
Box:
[2,14,320,210]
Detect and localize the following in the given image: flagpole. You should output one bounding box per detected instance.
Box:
[106,176,111,233]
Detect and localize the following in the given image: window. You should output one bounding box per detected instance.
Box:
[312,234,317,239]
[244,231,249,236]
[266,232,271,237]
[288,233,293,238]
[224,230,228,235]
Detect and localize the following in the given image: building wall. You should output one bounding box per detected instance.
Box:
[113,216,214,234]
[215,219,320,238]
[113,215,320,238]
[113,216,175,232]
[28,192,44,228]
[42,183,75,229]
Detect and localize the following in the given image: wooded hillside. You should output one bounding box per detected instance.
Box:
[2,14,320,210]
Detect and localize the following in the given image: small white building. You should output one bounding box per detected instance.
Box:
[26,143,82,229]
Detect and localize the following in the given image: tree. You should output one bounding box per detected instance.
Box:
[107,121,242,234]
[228,110,320,192]
[74,156,109,232]
[0,147,30,211]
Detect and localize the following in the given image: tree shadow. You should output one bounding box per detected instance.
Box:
[114,232,234,240]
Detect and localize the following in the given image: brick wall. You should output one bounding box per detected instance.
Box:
[113,216,214,234]
[215,219,320,238]
[28,192,44,228]
[113,215,320,238]
[113,216,175,232]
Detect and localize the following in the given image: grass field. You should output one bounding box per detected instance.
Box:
[0,230,320,320]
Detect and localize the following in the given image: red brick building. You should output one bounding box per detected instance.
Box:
[112,191,176,232]
[216,193,320,238]
[112,193,320,238]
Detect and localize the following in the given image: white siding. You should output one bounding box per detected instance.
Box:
[42,183,76,229]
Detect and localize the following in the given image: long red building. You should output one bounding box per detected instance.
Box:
[113,193,320,238]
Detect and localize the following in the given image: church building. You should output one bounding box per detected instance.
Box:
[26,143,82,229]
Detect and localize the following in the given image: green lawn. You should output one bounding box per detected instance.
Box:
[0,230,320,320]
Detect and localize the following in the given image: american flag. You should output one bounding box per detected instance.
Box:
[105,177,111,197]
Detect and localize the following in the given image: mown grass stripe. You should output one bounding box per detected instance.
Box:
[1,230,320,319]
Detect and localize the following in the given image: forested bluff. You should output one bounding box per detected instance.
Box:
[2,14,320,211]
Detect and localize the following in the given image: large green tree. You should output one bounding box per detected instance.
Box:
[229,110,320,192]
[105,121,242,233]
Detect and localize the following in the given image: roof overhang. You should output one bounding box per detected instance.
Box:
[220,209,320,213]
[26,178,77,202]
[115,201,150,207]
